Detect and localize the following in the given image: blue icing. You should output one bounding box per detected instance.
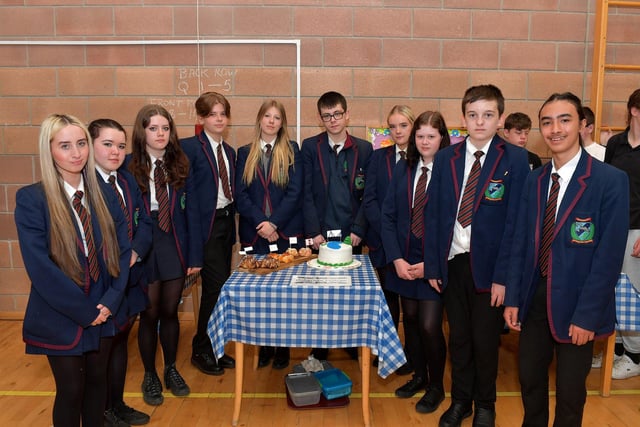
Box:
[326,241,341,249]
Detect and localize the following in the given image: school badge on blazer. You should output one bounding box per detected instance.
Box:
[570,217,595,244]
[180,193,186,210]
[484,180,504,201]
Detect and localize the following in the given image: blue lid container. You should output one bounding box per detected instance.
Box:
[313,368,352,400]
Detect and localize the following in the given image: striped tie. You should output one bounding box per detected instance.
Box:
[399,150,406,162]
[108,175,132,241]
[72,191,100,282]
[217,143,233,201]
[411,166,429,237]
[539,173,560,277]
[154,159,171,233]
[457,151,484,228]
[265,143,272,158]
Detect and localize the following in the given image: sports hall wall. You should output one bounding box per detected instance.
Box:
[1,1,639,317]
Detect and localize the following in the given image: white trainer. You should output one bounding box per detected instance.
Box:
[591,351,623,368]
[612,354,640,379]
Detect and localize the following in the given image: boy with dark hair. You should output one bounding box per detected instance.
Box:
[502,112,542,170]
[505,92,628,426]
[425,84,530,427]
[301,91,373,360]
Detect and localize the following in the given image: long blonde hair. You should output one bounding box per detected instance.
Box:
[40,114,121,285]
[242,99,294,187]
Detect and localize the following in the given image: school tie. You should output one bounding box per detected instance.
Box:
[108,175,132,241]
[399,150,406,162]
[457,151,484,228]
[411,166,429,238]
[72,191,100,282]
[539,173,560,277]
[263,144,272,177]
[154,159,171,233]
[265,143,272,158]
[216,143,233,201]
[333,144,340,157]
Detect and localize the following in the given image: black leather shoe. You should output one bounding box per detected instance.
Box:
[113,401,150,425]
[141,372,163,406]
[472,407,496,427]
[415,387,445,414]
[191,352,224,375]
[164,364,190,397]
[396,361,414,376]
[310,348,328,360]
[104,409,129,427]
[218,353,236,369]
[439,402,473,427]
[258,346,274,368]
[272,347,290,370]
[394,375,426,398]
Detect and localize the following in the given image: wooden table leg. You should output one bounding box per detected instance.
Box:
[232,342,244,426]
[361,346,371,427]
[600,333,616,397]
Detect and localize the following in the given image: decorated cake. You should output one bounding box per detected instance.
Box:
[317,240,353,267]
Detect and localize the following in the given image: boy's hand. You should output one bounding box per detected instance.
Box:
[490,283,505,307]
[504,307,521,331]
[569,324,595,346]
[428,278,442,293]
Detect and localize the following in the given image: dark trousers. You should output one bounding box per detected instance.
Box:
[444,253,504,409]
[519,278,593,427]
[192,211,234,355]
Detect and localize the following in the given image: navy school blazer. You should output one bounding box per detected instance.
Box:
[381,159,426,264]
[301,132,373,240]
[363,145,397,267]
[424,135,530,292]
[235,141,304,253]
[16,182,131,352]
[505,151,629,341]
[124,154,203,272]
[180,131,237,248]
[97,169,153,326]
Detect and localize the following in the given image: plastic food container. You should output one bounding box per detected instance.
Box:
[285,373,322,407]
[313,369,352,400]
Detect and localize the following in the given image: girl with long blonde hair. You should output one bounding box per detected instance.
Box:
[15,113,130,427]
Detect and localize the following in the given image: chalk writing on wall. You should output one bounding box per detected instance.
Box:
[148,67,235,123]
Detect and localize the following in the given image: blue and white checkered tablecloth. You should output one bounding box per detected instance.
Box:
[616,273,640,331]
[207,255,407,378]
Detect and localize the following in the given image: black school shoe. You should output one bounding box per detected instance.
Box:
[113,401,150,425]
[218,353,236,368]
[164,364,190,397]
[258,346,274,368]
[415,387,445,414]
[272,347,290,370]
[394,375,426,398]
[191,352,224,375]
[104,409,129,427]
[438,401,473,427]
[141,372,163,406]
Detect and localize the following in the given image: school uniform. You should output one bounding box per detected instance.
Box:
[381,159,439,300]
[16,182,131,356]
[505,150,628,426]
[126,154,202,283]
[180,131,236,359]
[424,135,529,410]
[97,168,153,329]
[364,145,398,268]
[301,132,372,244]
[235,141,304,253]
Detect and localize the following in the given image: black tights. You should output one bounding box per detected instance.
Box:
[107,320,134,409]
[138,277,184,373]
[401,297,446,391]
[47,337,113,427]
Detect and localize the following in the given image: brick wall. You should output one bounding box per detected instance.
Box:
[1,1,640,315]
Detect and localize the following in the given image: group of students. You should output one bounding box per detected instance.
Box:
[14,84,639,427]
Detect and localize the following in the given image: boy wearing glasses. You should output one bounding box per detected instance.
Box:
[301,91,373,360]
